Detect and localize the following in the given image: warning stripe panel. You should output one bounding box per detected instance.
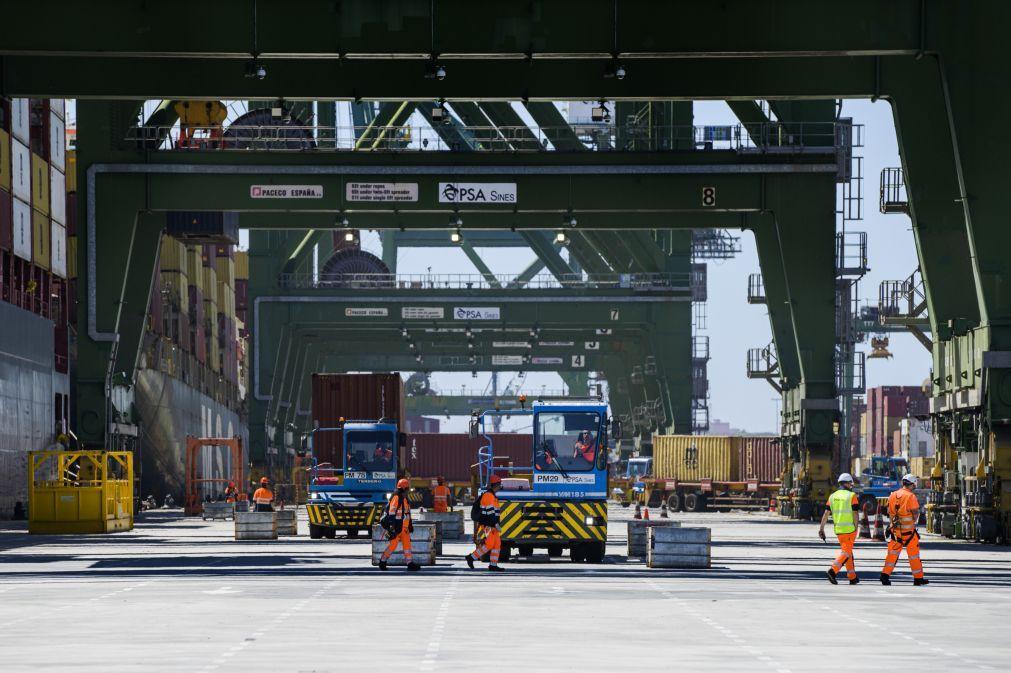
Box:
[499,500,607,542]
[306,503,380,528]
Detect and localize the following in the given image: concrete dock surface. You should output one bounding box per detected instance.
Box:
[1,505,1008,673]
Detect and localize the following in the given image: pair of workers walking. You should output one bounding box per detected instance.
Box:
[378,474,504,572]
[819,472,928,586]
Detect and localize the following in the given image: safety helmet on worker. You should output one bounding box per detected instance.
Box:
[489,474,502,486]
[901,473,918,486]
[259,477,269,485]
[396,478,410,490]
[837,473,854,484]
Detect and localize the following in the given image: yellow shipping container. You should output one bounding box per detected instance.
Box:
[31,153,50,215]
[235,250,249,280]
[66,150,77,193]
[217,282,235,318]
[652,435,738,482]
[160,237,188,274]
[32,209,50,269]
[909,456,935,479]
[67,236,77,279]
[161,271,189,313]
[204,299,219,330]
[214,255,235,287]
[0,129,10,191]
[186,246,202,277]
[202,265,217,300]
[209,340,221,373]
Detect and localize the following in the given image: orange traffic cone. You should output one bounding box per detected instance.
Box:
[643,507,650,520]
[858,506,871,539]
[769,497,777,513]
[872,504,886,541]
[633,503,642,520]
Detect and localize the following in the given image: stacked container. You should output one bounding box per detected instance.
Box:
[159,235,190,352]
[214,244,237,382]
[11,98,32,264]
[311,374,406,467]
[865,386,929,456]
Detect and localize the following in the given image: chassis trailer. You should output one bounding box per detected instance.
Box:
[617,457,778,511]
[472,401,617,563]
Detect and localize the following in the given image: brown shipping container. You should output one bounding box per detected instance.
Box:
[311,373,406,467]
[735,436,782,483]
[405,433,534,482]
[653,435,737,482]
[0,189,11,251]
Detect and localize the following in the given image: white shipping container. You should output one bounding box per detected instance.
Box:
[49,168,66,224]
[49,113,66,172]
[12,197,32,261]
[900,418,934,458]
[50,99,66,120]
[11,98,30,144]
[50,222,67,278]
[11,138,31,202]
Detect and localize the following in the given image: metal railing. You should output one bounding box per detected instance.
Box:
[278,271,691,291]
[692,335,710,361]
[128,121,863,154]
[878,268,927,318]
[836,349,866,396]
[747,273,766,304]
[746,345,779,379]
[692,229,742,260]
[879,167,909,214]
[835,231,868,277]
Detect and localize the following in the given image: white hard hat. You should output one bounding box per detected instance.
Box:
[837,473,854,483]
[902,473,918,486]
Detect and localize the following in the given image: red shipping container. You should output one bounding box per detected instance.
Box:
[176,312,191,351]
[234,279,248,310]
[193,323,206,363]
[735,436,782,483]
[202,244,217,265]
[311,373,406,467]
[66,192,77,236]
[0,189,11,252]
[404,433,534,483]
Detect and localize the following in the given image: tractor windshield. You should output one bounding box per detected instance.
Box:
[345,431,396,473]
[534,411,601,472]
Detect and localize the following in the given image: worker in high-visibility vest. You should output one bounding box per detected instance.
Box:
[379,478,421,572]
[466,474,504,572]
[819,473,860,584]
[224,481,237,503]
[881,474,928,586]
[432,477,453,513]
[252,477,274,512]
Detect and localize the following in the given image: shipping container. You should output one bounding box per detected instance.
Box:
[50,99,66,121]
[193,324,207,363]
[311,373,406,467]
[48,112,66,173]
[160,271,188,312]
[404,433,533,483]
[201,265,217,300]
[11,99,30,145]
[50,221,66,278]
[908,456,935,480]
[11,138,30,203]
[166,212,239,244]
[235,278,248,310]
[65,191,78,237]
[66,150,77,193]
[176,312,191,352]
[215,243,235,259]
[235,250,249,280]
[187,284,204,321]
[67,235,77,279]
[160,237,187,274]
[405,416,440,433]
[31,153,49,216]
[31,209,49,269]
[217,281,235,318]
[900,418,934,457]
[0,129,10,192]
[149,280,163,334]
[653,435,737,482]
[214,255,235,287]
[735,436,782,483]
[12,197,31,260]
[49,168,66,225]
[0,190,10,252]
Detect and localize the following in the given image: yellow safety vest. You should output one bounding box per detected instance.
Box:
[828,488,856,535]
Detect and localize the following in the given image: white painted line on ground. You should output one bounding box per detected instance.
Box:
[418,573,462,673]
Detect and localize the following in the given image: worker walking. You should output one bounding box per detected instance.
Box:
[432,477,453,513]
[379,478,421,572]
[466,474,504,572]
[224,481,237,504]
[881,474,928,586]
[819,473,860,585]
[252,477,274,512]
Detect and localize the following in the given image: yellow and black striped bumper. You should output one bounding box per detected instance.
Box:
[499,501,607,544]
[306,502,380,529]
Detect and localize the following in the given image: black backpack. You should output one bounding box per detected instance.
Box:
[380,497,405,536]
[470,493,485,524]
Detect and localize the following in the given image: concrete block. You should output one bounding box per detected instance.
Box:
[627,520,681,558]
[416,510,465,540]
[371,523,440,565]
[234,511,278,540]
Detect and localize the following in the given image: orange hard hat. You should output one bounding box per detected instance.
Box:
[260,477,269,485]
[489,474,502,485]
[397,478,410,489]
[228,481,235,488]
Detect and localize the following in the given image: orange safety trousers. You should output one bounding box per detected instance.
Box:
[382,527,413,562]
[471,526,502,564]
[831,531,858,580]
[881,530,924,579]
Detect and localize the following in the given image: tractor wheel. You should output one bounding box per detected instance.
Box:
[347,528,360,539]
[499,543,512,563]
[519,544,534,557]
[309,523,324,539]
[584,542,606,564]
[324,528,337,539]
[570,543,586,563]
[547,544,564,558]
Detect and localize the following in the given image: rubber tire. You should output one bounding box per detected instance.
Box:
[309,523,324,540]
[499,543,512,563]
[547,544,564,558]
[667,492,682,512]
[324,528,337,539]
[684,492,707,513]
[570,543,586,563]
[519,544,534,556]
[347,528,360,539]
[584,542,605,564]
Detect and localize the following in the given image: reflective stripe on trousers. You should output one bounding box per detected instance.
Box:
[382,528,413,562]
[830,530,858,580]
[471,526,501,565]
[881,531,924,578]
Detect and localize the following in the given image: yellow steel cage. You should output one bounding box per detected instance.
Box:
[28,451,134,534]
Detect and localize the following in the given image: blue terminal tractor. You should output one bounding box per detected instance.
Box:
[471,400,618,563]
[306,420,403,539]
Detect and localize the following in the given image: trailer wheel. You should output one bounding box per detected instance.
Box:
[519,544,534,557]
[584,542,605,564]
[324,528,337,539]
[684,492,707,513]
[547,544,564,558]
[347,528,360,539]
[309,523,324,539]
[666,492,682,512]
[499,543,512,563]
[570,544,586,563]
